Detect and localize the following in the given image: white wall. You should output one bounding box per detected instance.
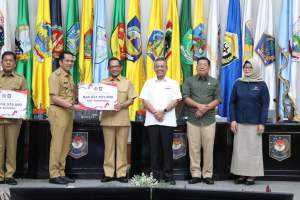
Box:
[7,0,282,56]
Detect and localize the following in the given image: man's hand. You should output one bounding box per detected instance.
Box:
[114,102,123,112]
[197,104,209,114]
[257,124,265,135]
[73,104,81,112]
[195,110,204,118]
[154,111,165,122]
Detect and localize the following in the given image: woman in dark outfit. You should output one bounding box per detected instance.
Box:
[229,59,270,185]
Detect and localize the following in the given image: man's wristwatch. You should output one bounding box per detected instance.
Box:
[164,108,168,113]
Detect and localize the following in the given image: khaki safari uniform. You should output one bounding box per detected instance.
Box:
[100,75,136,178]
[48,68,75,178]
[0,71,27,181]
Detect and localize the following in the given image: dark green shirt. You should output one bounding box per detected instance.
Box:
[182,75,221,126]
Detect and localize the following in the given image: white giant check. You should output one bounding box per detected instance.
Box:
[0,90,28,119]
[78,83,118,110]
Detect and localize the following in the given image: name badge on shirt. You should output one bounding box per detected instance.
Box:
[251,86,260,91]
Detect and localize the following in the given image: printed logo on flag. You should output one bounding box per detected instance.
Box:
[95,25,108,64]
[172,132,187,160]
[147,30,164,62]
[192,23,206,60]
[180,29,193,65]
[0,11,4,51]
[66,22,80,55]
[33,23,52,62]
[111,23,126,61]
[255,33,275,65]
[292,18,300,62]
[222,32,239,66]
[84,28,93,59]
[243,21,253,61]
[69,132,88,159]
[269,135,291,162]
[52,25,64,59]
[164,20,173,60]
[15,25,31,61]
[126,16,142,62]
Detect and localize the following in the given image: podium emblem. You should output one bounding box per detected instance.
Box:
[69,132,88,159]
[172,132,187,160]
[269,135,291,162]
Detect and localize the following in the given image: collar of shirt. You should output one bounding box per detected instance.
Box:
[109,75,122,81]
[154,76,168,82]
[1,71,16,77]
[197,75,208,81]
[59,67,71,77]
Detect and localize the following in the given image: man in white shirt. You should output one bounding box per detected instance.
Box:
[140,57,182,185]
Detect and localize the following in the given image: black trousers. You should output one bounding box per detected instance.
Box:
[147,125,173,180]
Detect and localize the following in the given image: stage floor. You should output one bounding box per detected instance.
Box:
[0,179,299,200]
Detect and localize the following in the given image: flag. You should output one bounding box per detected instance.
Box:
[110,0,126,76]
[218,0,242,118]
[79,0,93,83]
[253,0,276,111]
[278,0,293,119]
[93,0,108,83]
[15,0,33,119]
[65,0,80,85]
[164,0,182,84]
[32,0,52,110]
[51,0,63,70]
[146,0,164,80]
[179,0,193,80]
[207,0,220,78]
[290,0,300,121]
[242,0,253,63]
[0,0,12,57]
[192,0,206,75]
[126,0,144,121]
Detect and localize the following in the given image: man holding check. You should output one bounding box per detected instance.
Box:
[100,57,137,183]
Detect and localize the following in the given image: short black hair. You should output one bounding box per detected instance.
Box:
[243,60,252,68]
[1,51,16,61]
[108,57,121,67]
[196,57,211,66]
[59,51,74,61]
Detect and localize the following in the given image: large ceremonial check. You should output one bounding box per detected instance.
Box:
[0,90,28,119]
[78,83,118,110]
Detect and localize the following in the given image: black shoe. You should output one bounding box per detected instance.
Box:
[5,178,18,185]
[188,177,201,184]
[49,177,68,185]
[0,180,5,184]
[234,177,246,184]
[101,176,114,183]
[203,177,214,185]
[165,178,176,185]
[117,177,128,183]
[245,179,255,185]
[61,176,75,183]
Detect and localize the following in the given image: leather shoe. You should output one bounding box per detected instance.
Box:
[117,177,128,183]
[188,177,201,184]
[234,177,246,184]
[5,178,18,185]
[61,176,75,183]
[165,178,176,185]
[203,177,214,185]
[49,177,68,185]
[101,176,114,183]
[245,179,255,185]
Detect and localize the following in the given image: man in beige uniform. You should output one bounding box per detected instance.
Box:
[101,57,137,183]
[48,51,80,184]
[0,51,27,185]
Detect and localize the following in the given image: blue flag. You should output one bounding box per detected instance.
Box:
[278,0,293,119]
[218,0,242,118]
[51,0,63,70]
[92,0,108,83]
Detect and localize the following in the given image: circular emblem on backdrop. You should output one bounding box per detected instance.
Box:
[84,28,93,59]
[69,132,88,159]
[94,25,108,64]
[15,25,31,60]
[52,25,64,59]
[146,29,164,62]
[126,16,142,62]
[222,31,239,67]
[164,20,172,60]
[192,24,206,60]
[269,135,291,162]
[33,23,52,62]
[66,22,80,55]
